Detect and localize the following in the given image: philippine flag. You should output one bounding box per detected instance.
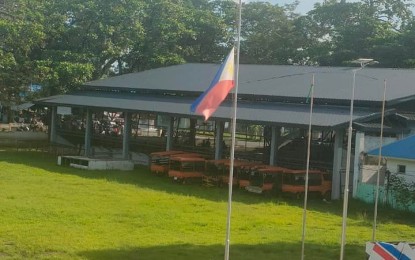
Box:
[190,48,235,121]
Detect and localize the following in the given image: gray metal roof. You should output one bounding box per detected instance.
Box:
[36,91,380,128]
[11,102,34,111]
[85,64,415,103]
[397,112,415,121]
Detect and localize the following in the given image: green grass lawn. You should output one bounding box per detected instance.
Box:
[0,151,414,259]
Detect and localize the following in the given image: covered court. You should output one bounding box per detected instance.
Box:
[35,63,415,199]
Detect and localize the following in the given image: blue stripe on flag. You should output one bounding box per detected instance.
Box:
[378,242,411,260]
[190,54,229,113]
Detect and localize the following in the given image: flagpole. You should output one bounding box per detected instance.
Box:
[301,74,315,260]
[340,59,376,260]
[372,79,386,241]
[224,0,242,259]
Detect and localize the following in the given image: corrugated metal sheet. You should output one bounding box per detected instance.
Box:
[353,122,409,134]
[397,112,415,121]
[368,135,415,160]
[85,64,415,103]
[11,102,34,111]
[36,91,379,128]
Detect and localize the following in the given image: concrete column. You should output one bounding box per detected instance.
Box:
[215,121,225,160]
[122,112,131,160]
[332,129,345,200]
[50,106,57,143]
[353,131,365,197]
[84,108,92,157]
[166,116,174,151]
[269,126,278,165]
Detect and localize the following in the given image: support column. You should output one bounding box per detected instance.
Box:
[332,129,345,200]
[189,118,197,147]
[269,126,278,166]
[123,112,131,160]
[84,108,92,157]
[166,116,174,151]
[50,106,57,143]
[353,131,365,197]
[215,121,225,160]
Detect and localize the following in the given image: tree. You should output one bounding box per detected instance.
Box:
[121,0,193,72]
[361,0,413,30]
[0,0,46,121]
[304,0,414,67]
[240,2,306,65]
[401,22,415,65]
[122,0,234,72]
[34,0,145,94]
[180,0,236,63]
[1,0,237,102]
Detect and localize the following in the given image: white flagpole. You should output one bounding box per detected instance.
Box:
[340,59,376,259]
[224,0,242,259]
[301,74,315,260]
[372,79,386,241]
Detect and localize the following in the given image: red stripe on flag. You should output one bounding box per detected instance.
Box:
[195,80,235,120]
[373,244,396,260]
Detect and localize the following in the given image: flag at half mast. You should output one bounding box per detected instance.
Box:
[190,47,235,121]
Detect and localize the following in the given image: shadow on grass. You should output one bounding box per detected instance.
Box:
[2,151,415,226]
[78,242,365,260]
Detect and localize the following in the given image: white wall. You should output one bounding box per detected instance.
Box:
[352,134,397,197]
[387,158,415,177]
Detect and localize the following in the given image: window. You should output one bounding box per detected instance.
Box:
[397,165,406,174]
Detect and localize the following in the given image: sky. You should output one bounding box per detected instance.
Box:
[246,0,415,16]
[246,0,358,14]
[269,0,327,13]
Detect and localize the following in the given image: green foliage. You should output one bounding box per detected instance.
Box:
[0,0,46,108]
[240,2,304,64]
[304,0,415,67]
[1,0,415,106]
[388,174,415,210]
[37,0,145,91]
[0,0,237,101]
[124,0,192,72]
[124,0,235,72]
[180,0,236,63]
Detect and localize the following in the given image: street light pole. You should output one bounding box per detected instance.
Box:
[372,79,387,242]
[340,58,376,260]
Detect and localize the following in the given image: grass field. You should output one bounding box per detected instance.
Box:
[0,151,414,259]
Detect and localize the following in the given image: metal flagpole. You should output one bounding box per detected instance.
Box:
[301,74,315,260]
[340,59,376,260]
[340,67,358,260]
[372,79,387,241]
[224,0,242,259]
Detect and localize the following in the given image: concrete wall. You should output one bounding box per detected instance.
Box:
[387,158,415,176]
[352,134,396,197]
[58,155,134,171]
[357,160,415,213]
[356,183,415,213]
[0,131,48,146]
[355,133,415,211]
[360,165,386,185]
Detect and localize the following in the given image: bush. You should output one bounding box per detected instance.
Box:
[388,174,415,210]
